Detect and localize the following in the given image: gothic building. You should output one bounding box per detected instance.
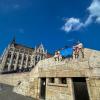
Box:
[0,38,49,74]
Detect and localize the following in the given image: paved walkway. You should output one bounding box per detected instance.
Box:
[0,84,35,100]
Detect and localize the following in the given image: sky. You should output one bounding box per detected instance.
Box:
[0,0,100,55]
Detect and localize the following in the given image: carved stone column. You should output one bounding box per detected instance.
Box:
[20,53,24,69]
[14,52,19,70]
[8,51,14,71]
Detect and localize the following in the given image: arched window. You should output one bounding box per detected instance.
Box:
[24,56,26,61]
[4,65,8,71]
[7,53,11,58]
[11,65,14,71]
[13,53,17,59]
[28,57,31,62]
[19,54,22,60]
[16,66,20,72]
[35,56,37,61]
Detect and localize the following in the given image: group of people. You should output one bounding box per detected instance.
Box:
[73,42,84,59]
[54,51,62,61]
[54,42,84,61]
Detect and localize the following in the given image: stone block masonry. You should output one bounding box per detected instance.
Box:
[0,48,100,100]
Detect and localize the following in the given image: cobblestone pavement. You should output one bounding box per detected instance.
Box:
[0,84,35,100]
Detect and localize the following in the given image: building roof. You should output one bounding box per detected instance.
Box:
[47,53,53,58]
[14,43,34,51]
[10,37,34,51]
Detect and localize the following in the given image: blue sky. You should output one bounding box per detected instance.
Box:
[0,0,100,55]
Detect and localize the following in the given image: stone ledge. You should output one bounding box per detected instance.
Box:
[47,83,68,87]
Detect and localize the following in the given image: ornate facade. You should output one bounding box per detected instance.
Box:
[0,39,48,73]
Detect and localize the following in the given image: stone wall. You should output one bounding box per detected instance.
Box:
[0,72,29,86]
[13,65,40,99]
[45,77,100,100]
[0,48,100,100]
[46,78,74,100]
[87,78,100,100]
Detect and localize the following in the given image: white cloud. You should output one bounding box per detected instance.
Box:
[62,18,83,32]
[96,17,100,23]
[84,15,93,26]
[88,0,100,16]
[87,0,100,24]
[62,0,100,32]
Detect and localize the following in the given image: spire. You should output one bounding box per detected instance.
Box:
[40,42,44,48]
[40,42,43,46]
[11,34,16,44]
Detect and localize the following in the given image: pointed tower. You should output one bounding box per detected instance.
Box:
[11,35,16,44]
[10,34,16,48]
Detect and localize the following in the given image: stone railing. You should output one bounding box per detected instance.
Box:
[37,57,90,70]
[37,48,100,69]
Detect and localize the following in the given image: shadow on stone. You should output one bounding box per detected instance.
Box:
[0,83,36,100]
